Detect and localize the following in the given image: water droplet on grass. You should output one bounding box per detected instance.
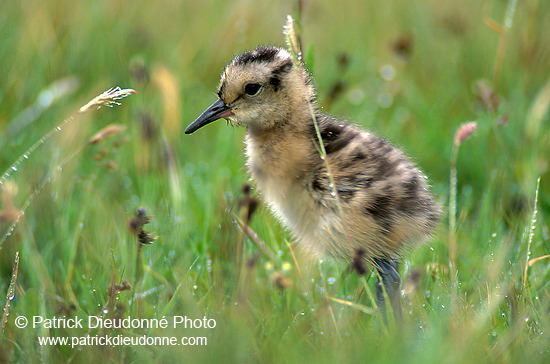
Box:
[377,93,393,108]
[380,64,397,81]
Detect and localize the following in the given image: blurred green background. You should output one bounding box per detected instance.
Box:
[0,0,549,363]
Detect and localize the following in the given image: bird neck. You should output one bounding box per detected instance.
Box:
[246,106,313,140]
[244,120,314,184]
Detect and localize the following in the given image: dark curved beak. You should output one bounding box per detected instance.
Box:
[185,98,234,134]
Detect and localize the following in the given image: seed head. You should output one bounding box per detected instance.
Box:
[454,121,477,147]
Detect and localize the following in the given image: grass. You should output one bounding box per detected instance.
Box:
[1,0,549,362]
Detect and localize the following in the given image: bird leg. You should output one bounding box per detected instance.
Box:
[373,258,402,321]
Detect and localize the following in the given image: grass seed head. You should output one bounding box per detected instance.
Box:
[88,124,127,144]
[271,271,293,291]
[454,121,478,147]
[79,86,137,113]
[351,249,367,276]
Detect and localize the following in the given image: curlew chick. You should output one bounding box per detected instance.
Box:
[185,46,440,317]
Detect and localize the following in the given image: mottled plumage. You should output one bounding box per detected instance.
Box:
[185,46,440,317]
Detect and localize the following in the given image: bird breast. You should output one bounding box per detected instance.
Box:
[244,130,326,249]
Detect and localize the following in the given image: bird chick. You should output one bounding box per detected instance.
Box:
[185,46,440,317]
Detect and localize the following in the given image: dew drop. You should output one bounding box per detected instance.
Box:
[347,88,365,105]
[377,93,393,108]
[380,64,397,81]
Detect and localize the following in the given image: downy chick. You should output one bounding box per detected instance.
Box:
[185,46,440,316]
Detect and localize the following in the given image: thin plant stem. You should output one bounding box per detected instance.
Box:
[522,177,541,289]
[449,143,459,283]
[284,15,345,221]
[493,0,518,85]
[449,122,477,286]
[1,251,20,336]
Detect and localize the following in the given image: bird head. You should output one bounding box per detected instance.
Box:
[185,46,313,134]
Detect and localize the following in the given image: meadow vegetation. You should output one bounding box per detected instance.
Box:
[0,0,549,362]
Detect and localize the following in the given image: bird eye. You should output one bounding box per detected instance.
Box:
[244,83,262,96]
